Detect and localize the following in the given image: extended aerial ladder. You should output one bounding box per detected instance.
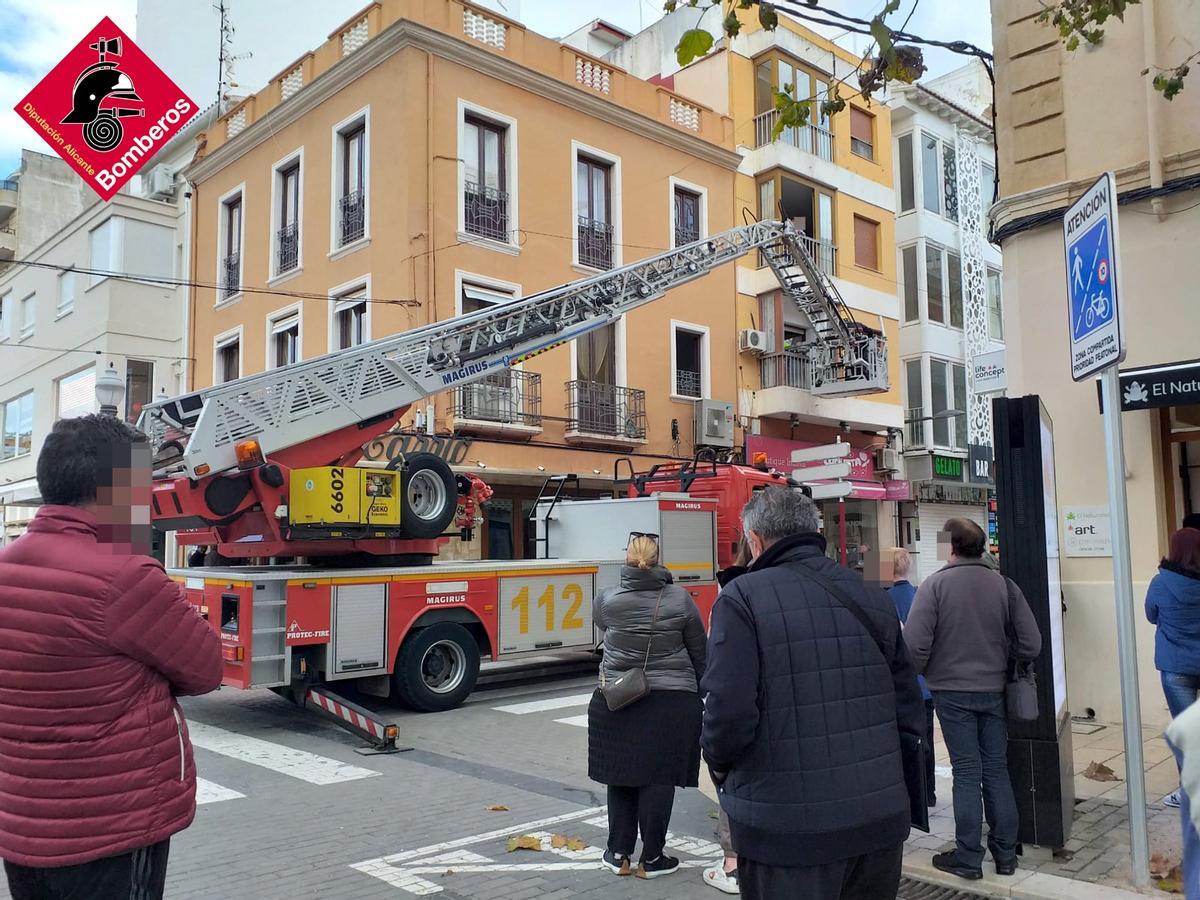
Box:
[140,220,888,562]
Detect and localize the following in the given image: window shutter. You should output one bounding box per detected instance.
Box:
[853,216,878,270]
[57,369,96,420]
[850,108,873,144]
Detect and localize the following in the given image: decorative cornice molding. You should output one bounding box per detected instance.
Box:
[186,18,741,184]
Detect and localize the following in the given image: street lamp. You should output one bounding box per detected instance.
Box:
[95,363,125,418]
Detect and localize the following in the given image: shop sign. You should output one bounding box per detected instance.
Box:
[884,480,912,501]
[1062,506,1112,557]
[1098,358,1200,413]
[746,435,874,480]
[361,432,473,467]
[968,444,994,486]
[915,481,989,505]
[932,454,964,480]
[972,350,1007,394]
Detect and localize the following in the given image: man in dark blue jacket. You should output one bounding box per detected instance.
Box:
[701,486,925,900]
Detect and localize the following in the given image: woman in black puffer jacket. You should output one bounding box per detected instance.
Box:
[588,534,706,881]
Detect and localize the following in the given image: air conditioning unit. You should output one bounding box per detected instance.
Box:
[738,329,769,355]
[694,399,734,449]
[876,447,902,473]
[147,165,175,198]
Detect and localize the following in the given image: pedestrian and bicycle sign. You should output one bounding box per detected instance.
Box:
[1063,172,1125,381]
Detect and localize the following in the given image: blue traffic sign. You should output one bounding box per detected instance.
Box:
[1063,172,1124,381]
[1068,218,1114,342]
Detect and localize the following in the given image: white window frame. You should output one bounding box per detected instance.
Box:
[896,130,915,214]
[453,270,524,370]
[568,316,628,389]
[216,182,246,306]
[457,99,519,255]
[570,140,623,272]
[56,270,76,318]
[1,390,34,461]
[265,302,303,370]
[928,356,968,451]
[987,266,1004,342]
[268,147,304,283]
[87,217,123,289]
[0,291,9,342]
[329,106,370,259]
[669,319,710,402]
[903,356,926,448]
[667,176,708,250]
[213,325,244,384]
[327,274,373,353]
[55,365,97,420]
[899,242,920,323]
[18,293,34,340]
[124,358,156,422]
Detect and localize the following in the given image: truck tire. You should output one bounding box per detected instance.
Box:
[401,453,458,539]
[392,623,480,711]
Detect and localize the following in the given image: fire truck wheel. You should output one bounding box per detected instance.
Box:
[400,454,458,539]
[392,622,480,712]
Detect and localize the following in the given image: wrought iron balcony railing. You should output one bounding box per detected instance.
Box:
[577,216,614,270]
[566,380,645,440]
[674,368,702,398]
[338,190,365,246]
[221,253,240,299]
[464,182,509,243]
[276,223,298,273]
[453,369,541,428]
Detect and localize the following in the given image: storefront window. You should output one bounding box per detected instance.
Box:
[486,498,515,560]
[821,499,880,571]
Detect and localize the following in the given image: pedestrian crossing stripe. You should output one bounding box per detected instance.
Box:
[196,777,245,805]
[188,720,382,785]
[348,805,723,895]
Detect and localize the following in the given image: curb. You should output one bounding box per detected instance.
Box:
[902,858,1154,899]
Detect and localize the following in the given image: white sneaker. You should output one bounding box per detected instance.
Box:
[1165,789,1183,808]
[702,862,740,894]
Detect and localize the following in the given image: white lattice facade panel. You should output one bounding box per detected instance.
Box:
[669,98,700,131]
[226,108,247,139]
[281,66,304,101]
[575,58,612,94]
[955,130,992,449]
[341,18,369,56]
[463,8,506,49]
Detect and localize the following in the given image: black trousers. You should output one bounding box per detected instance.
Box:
[4,839,170,900]
[739,841,904,900]
[925,697,938,806]
[606,784,675,862]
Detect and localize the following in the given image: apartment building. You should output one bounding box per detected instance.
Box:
[892,61,1004,582]
[0,150,90,275]
[990,0,1199,724]
[610,7,903,564]
[183,0,747,561]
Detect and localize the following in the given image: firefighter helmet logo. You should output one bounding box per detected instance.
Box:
[61,36,145,152]
[15,17,195,201]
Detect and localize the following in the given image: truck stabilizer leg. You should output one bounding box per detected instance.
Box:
[304,685,408,755]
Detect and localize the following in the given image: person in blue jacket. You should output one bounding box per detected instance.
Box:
[888,548,936,807]
[1146,526,1200,898]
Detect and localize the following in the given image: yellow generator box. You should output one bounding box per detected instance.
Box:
[289,466,401,527]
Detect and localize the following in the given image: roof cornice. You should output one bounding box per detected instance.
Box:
[186,18,742,183]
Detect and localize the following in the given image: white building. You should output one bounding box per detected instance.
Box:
[892,62,1005,582]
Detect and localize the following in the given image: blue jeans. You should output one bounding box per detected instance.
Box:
[934,691,1019,869]
[1162,672,1200,900]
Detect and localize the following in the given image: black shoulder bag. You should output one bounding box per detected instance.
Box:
[787,562,930,833]
[600,588,664,712]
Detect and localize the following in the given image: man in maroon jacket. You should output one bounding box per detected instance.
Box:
[0,415,223,899]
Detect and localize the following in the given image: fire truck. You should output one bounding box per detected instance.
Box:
[142,220,887,731]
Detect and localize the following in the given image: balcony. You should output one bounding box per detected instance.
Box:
[760,351,812,391]
[565,380,646,448]
[753,109,834,162]
[276,223,298,274]
[221,253,240,299]
[464,182,509,243]
[755,348,902,430]
[675,219,700,248]
[0,225,14,261]
[759,232,836,276]
[338,190,365,246]
[453,370,542,439]
[577,216,614,270]
[0,178,16,218]
[674,368,702,399]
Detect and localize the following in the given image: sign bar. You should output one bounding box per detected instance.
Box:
[806,481,854,501]
[790,443,852,464]
[791,462,852,483]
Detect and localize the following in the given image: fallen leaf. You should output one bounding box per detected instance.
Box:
[550,834,587,851]
[486,804,510,812]
[708,810,720,820]
[1082,760,1121,782]
[443,869,454,877]
[505,835,542,852]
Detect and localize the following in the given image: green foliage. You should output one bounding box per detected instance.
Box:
[758,2,778,31]
[723,10,742,38]
[675,28,714,66]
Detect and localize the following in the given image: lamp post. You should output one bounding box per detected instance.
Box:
[95,363,125,418]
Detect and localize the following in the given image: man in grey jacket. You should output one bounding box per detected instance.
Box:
[904,518,1042,882]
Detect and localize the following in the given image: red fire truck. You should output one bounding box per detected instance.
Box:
[144,220,888,727]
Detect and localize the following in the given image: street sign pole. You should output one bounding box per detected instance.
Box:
[1063,172,1146,887]
[1101,367,1149,888]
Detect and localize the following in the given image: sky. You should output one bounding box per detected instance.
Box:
[0,0,993,178]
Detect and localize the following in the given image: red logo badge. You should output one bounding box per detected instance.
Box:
[14,17,196,201]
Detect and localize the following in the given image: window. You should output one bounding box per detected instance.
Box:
[0,293,9,341]
[947,251,963,329]
[216,333,241,383]
[57,271,75,316]
[673,187,701,248]
[853,216,878,270]
[88,219,119,286]
[577,324,616,386]
[953,363,968,448]
[943,143,958,223]
[276,159,300,275]
[988,268,1003,340]
[335,115,367,248]
[671,323,708,399]
[463,116,508,242]
[18,294,34,339]
[782,325,806,351]
[332,286,369,351]
[125,360,153,423]
[757,172,835,272]
[930,359,968,449]
[980,161,996,215]
[269,311,300,368]
[901,245,919,322]
[576,155,613,269]
[921,132,940,214]
[897,133,914,212]
[221,193,242,299]
[850,107,874,160]
[925,244,944,324]
[461,281,515,314]
[56,368,95,420]
[930,358,949,447]
[904,359,924,447]
[752,53,833,160]
[1,392,33,460]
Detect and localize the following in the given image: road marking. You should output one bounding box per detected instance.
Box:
[195,777,244,805]
[188,721,381,785]
[552,714,589,728]
[491,693,593,715]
